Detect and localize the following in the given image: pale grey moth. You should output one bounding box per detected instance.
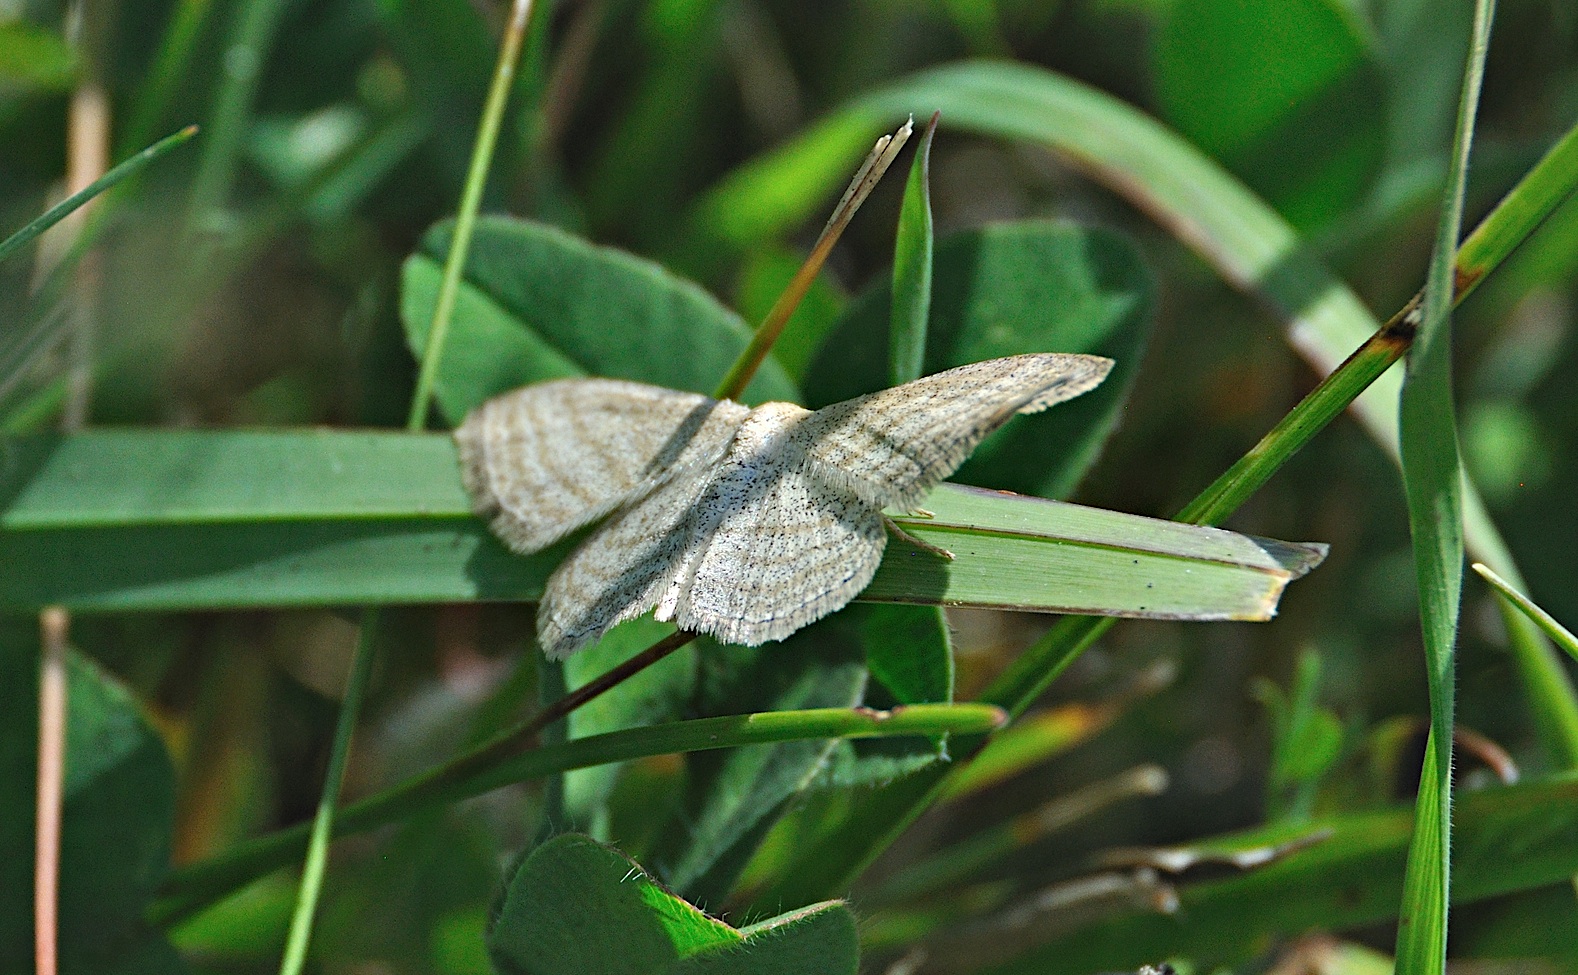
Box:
[455,353,1113,658]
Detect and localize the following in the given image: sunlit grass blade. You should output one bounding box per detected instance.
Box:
[1393,4,1494,972]
[0,126,197,266]
[149,702,1007,925]
[890,112,938,386]
[1474,563,1578,665]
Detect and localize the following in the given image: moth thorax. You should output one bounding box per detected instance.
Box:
[730,401,813,461]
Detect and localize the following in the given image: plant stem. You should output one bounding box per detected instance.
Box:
[276,614,378,975]
[0,127,197,266]
[712,117,913,402]
[276,3,537,971]
[407,0,536,433]
[150,701,1005,925]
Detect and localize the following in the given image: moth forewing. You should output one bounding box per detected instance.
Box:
[453,378,748,553]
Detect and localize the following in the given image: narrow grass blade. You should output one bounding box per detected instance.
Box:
[149,702,1007,924]
[0,126,197,266]
[962,772,1578,975]
[890,112,938,386]
[1474,563,1578,665]
[1393,4,1494,972]
[275,613,377,975]
[406,0,536,434]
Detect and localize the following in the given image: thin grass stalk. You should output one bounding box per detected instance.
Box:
[35,608,68,975]
[1474,564,1578,663]
[34,43,114,971]
[0,127,197,267]
[185,0,292,224]
[406,0,537,434]
[150,702,1006,925]
[713,117,912,402]
[275,3,537,970]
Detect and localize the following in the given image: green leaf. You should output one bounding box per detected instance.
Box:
[489,834,738,975]
[488,835,857,975]
[650,629,866,905]
[889,113,937,386]
[562,618,699,836]
[0,432,1324,621]
[803,221,1151,500]
[1154,0,1385,229]
[671,902,857,975]
[859,604,952,707]
[401,217,798,422]
[0,622,181,974]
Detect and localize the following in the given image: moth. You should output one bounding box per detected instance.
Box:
[456,353,1113,658]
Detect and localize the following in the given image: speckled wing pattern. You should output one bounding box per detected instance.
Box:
[794,354,1113,511]
[453,378,749,552]
[457,353,1114,658]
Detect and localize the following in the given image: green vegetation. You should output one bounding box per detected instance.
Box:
[4,0,1578,972]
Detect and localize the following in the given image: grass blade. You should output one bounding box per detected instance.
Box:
[149,702,1007,924]
[0,126,197,267]
[1473,564,1578,676]
[0,432,1323,622]
[1393,3,1495,972]
[890,112,938,386]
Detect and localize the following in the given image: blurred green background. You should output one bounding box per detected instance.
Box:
[4,0,1578,971]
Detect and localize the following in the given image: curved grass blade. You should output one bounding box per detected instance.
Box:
[149,702,1007,925]
[1474,563,1578,664]
[0,126,197,267]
